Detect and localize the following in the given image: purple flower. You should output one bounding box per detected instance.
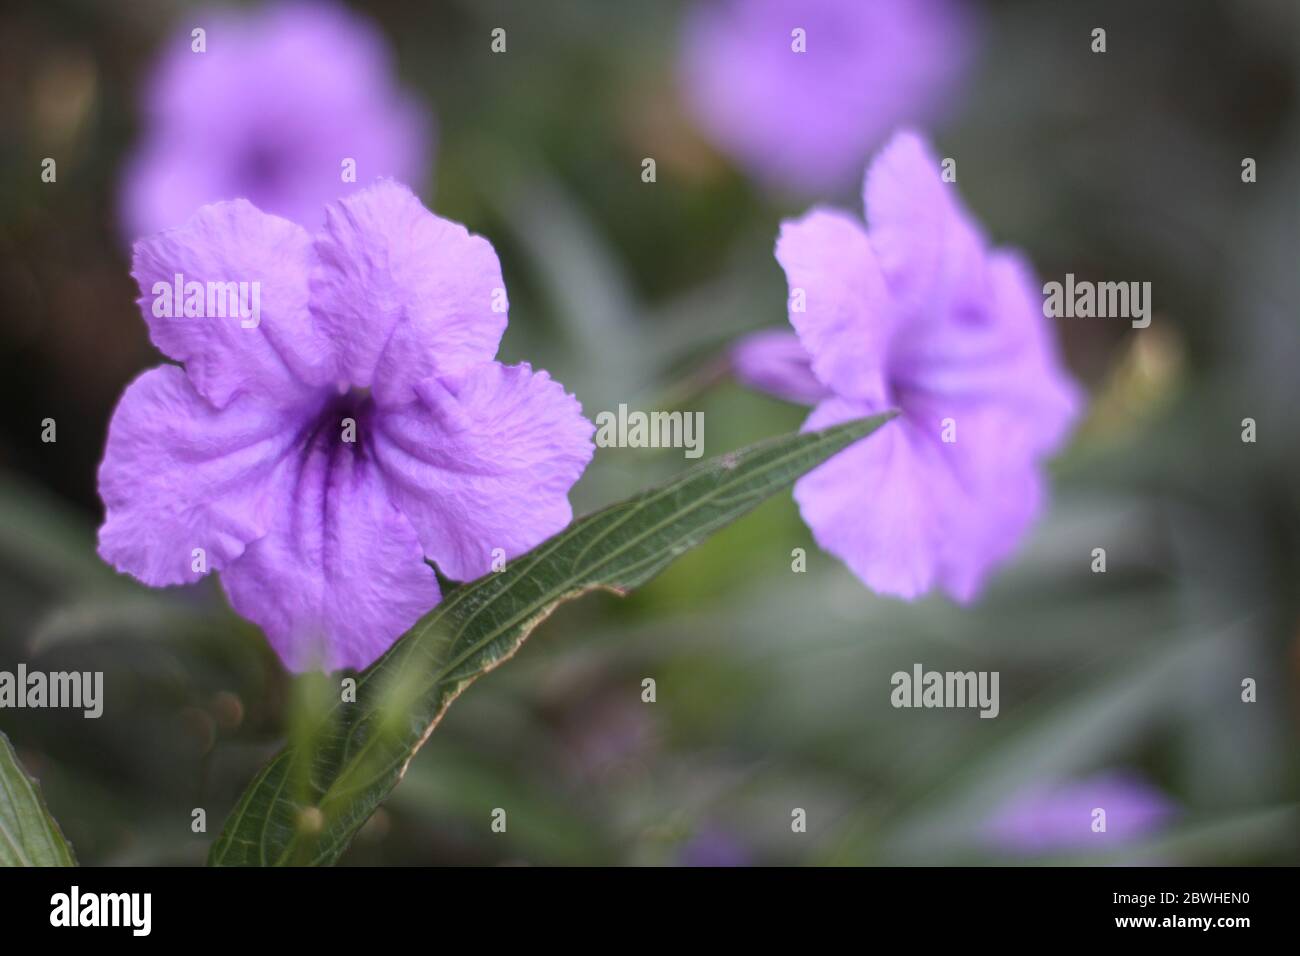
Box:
[120,1,431,240]
[97,181,594,672]
[986,771,1177,854]
[678,827,752,867]
[679,0,974,193]
[735,131,1081,601]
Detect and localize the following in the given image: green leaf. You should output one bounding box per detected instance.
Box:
[0,731,77,866]
[208,412,896,866]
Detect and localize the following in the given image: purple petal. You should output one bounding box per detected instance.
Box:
[132,199,333,408]
[794,398,956,599]
[864,130,949,308]
[310,181,507,407]
[678,828,752,867]
[932,424,1046,602]
[774,208,893,403]
[120,1,431,238]
[796,395,1051,602]
[730,330,829,405]
[864,129,988,326]
[979,251,1082,457]
[890,255,1081,471]
[372,362,595,582]
[97,365,310,587]
[219,424,440,672]
[986,771,1178,854]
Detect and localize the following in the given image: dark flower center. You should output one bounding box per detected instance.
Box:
[303,386,375,459]
[237,141,292,197]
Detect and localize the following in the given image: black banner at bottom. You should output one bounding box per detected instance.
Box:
[0,865,1284,941]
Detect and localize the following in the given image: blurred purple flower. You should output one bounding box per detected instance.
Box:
[680,0,974,193]
[98,181,593,672]
[735,131,1081,601]
[678,827,752,867]
[120,1,431,240]
[986,770,1178,854]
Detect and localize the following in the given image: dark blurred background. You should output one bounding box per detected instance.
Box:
[0,0,1297,865]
